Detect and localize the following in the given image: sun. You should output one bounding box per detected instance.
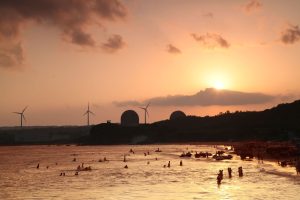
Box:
[214,80,224,90]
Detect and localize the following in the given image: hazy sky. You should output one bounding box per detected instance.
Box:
[1,0,300,126]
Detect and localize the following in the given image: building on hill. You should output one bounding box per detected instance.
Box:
[121,110,139,126]
[170,110,186,120]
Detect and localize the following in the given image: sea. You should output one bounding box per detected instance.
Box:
[0,145,299,200]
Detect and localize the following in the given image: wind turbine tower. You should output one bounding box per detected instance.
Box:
[139,103,150,124]
[13,106,28,127]
[83,103,94,126]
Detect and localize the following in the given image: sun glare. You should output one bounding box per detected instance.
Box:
[214,81,224,90]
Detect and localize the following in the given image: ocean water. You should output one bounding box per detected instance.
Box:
[0,145,299,200]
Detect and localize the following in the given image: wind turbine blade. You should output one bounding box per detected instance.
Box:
[139,107,145,110]
[83,111,87,116]
[13,112,21,114]
[22,114,26,122]
[22,106,28,113]
[146,110,149,117]
[90,111,95,115]
[146,102,150,109]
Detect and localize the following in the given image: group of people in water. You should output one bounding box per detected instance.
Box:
[217,167,244,185]
[34,145,300,180]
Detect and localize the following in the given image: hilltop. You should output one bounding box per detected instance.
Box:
[87,100,300,144]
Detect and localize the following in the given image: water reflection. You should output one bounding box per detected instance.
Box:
[0,145,299,200]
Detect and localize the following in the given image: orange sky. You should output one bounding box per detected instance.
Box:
[1,0,300,126]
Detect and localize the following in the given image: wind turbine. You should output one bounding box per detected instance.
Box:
[139,103,150,124]
[13,106,28,127]
[83,103,94,126]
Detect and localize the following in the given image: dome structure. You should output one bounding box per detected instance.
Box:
[170,110,186,121]
[121,110,139,126]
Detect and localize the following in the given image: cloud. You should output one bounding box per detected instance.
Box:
[280,24,300,44]
[0,42,24,68]
[101,34,125,53]
[243,0,262,12]
[114,88,276,107]
[191,33,230,49]
[0,0,127,68]
[166,44,181,54]
[202,12,214,18]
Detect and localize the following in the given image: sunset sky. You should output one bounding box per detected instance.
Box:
[1,0,300,126]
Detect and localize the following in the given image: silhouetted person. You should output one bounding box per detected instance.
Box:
[124,165,128,169]
[296,160,300,175]
[180,160,183,166]
[228,167,232,178]
[73,158,76,162]
[238,167,243,177]
[167,161,171,168]
[81,163,84,168]
[219,170,223,180]
[98,159,102,162]
[123,155,126,162]
[147,151,150,155]
[144,153,147,156]
[75,172,79,176]
[163,165,166,168]
[36,163,39,169]
[46,166,49,169]
[63,172,65,176]
[147,161,150,165]
[280,161,287,167]
[217,174,222,185]
[104,157,107,161]
[155,157,158,160]
[60,173,63,176]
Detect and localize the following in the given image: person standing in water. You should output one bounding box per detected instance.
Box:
[217,173,222,185]
[167,161,171,168]
[218,170,223,180]
[238,166,243,177]
[228,167,232,178]
[180,160,183,166]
